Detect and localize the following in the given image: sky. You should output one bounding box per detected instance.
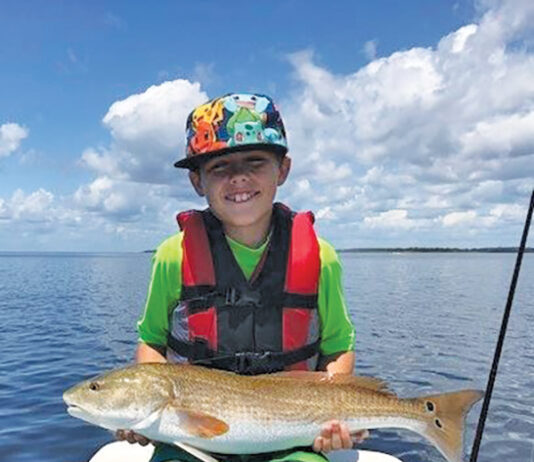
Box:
[1,0,533,251]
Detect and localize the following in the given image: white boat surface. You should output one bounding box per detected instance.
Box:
[88,441,403,462]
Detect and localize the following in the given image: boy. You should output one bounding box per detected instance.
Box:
[120,93,366,462]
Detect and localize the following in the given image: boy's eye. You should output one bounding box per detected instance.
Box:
[206,161,228,173]
[248,158,266,166]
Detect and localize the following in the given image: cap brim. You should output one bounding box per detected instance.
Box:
[174,144,288,170]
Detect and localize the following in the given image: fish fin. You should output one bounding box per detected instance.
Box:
[265,371,396,396]
[330,375,396,396]
[130,408,162,431]
[165,403,229,438]
[263,371,328,380]
[182,411,229,438]
[416,389,483,462]
[173,442,219,462]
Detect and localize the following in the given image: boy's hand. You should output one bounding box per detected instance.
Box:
[312,420,369,453]
[115,429,152,446]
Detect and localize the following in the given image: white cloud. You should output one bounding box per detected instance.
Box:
[74,176,151,219]
[489,203,527,220]
[363,40,378,60]
[11,189,54,220]
[442,210,478,227]
[316,206,336,220]
[79,147,125,178]
[363,209,420,230]
[0,188,81,227]
[5,0,534,250]
[97,79,207,184]
[0,123,28,158]
[102,80,204,151]
[460,111,534,158]
[0,198,8,218]
[281,0,534,247]
[61,78,211,242]
[450,25,478,53]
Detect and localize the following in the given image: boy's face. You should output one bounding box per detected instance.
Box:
[189,150,291,231]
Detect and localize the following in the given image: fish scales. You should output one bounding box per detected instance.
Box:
[64,363,483,462]
[176,368,397,423]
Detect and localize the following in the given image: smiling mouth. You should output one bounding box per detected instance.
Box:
[225,191,259,203]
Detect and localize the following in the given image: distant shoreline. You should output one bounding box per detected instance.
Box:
[0,247,531,255]
[337,247,533,253]
[142,247,533,254]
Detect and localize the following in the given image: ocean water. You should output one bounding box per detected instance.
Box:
[0,251,532,462]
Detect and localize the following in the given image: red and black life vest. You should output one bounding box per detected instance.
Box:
[166,203,321,375]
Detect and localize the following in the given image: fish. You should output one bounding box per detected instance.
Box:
[63,363,483,462]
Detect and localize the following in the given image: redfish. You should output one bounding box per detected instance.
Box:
[63,363,482,462]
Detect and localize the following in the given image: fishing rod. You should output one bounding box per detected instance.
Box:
[469,188,534,462]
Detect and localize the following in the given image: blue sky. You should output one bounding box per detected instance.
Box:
[1,0,533,251]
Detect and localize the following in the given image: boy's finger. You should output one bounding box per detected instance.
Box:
[126,431,137,444]
[321,438,332,453]
[351,429,370,445]
[329,423,343,450]
[320,424,332,439]
[338,423,352,448]
[137,434,150,446]
[312,437,323,453]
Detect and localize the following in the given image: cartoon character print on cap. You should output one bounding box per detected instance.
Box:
[187,99,227,154]
[192,99,225,129]
[178,92,289,167]
[189,120,227,154]
[223,94,271,116]
[227,107,263,147]
[223,94,286,148]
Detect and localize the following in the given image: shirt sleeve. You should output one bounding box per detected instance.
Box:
[136,233,183,346]
[317,238,356,355]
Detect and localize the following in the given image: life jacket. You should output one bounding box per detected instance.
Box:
[166,203,321,375]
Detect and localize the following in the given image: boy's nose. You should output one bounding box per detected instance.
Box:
[228,162,251,183]
[229,170,249,185]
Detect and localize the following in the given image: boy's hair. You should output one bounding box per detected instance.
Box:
[174,93,288,170]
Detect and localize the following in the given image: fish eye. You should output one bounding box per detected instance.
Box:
[89,382,100,391]
[425,401,435,412]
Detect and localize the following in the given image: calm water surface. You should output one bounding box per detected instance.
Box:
[0,252,532,462]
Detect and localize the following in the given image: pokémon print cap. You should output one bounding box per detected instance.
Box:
[174,92,288,169]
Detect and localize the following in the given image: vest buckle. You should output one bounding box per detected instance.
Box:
[225,287,263,308]
[234,351,274,374]
[225,287,237,305]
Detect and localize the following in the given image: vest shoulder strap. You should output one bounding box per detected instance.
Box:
[284,208,320,295]
[176,210,215,287]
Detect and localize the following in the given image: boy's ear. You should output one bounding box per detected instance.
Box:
[277,155,291,186]
[188,170,205,197]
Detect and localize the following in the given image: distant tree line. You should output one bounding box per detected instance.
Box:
[338,247,533,253]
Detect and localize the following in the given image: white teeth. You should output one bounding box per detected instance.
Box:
[228,192,255,203]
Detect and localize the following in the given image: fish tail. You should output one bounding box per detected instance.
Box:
[415,389,483,462]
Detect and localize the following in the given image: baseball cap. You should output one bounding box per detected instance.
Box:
[174,92,288,169]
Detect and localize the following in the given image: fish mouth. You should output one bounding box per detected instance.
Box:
[63,394,91,420]
[66,404,88,419]
[66,404,111,429]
